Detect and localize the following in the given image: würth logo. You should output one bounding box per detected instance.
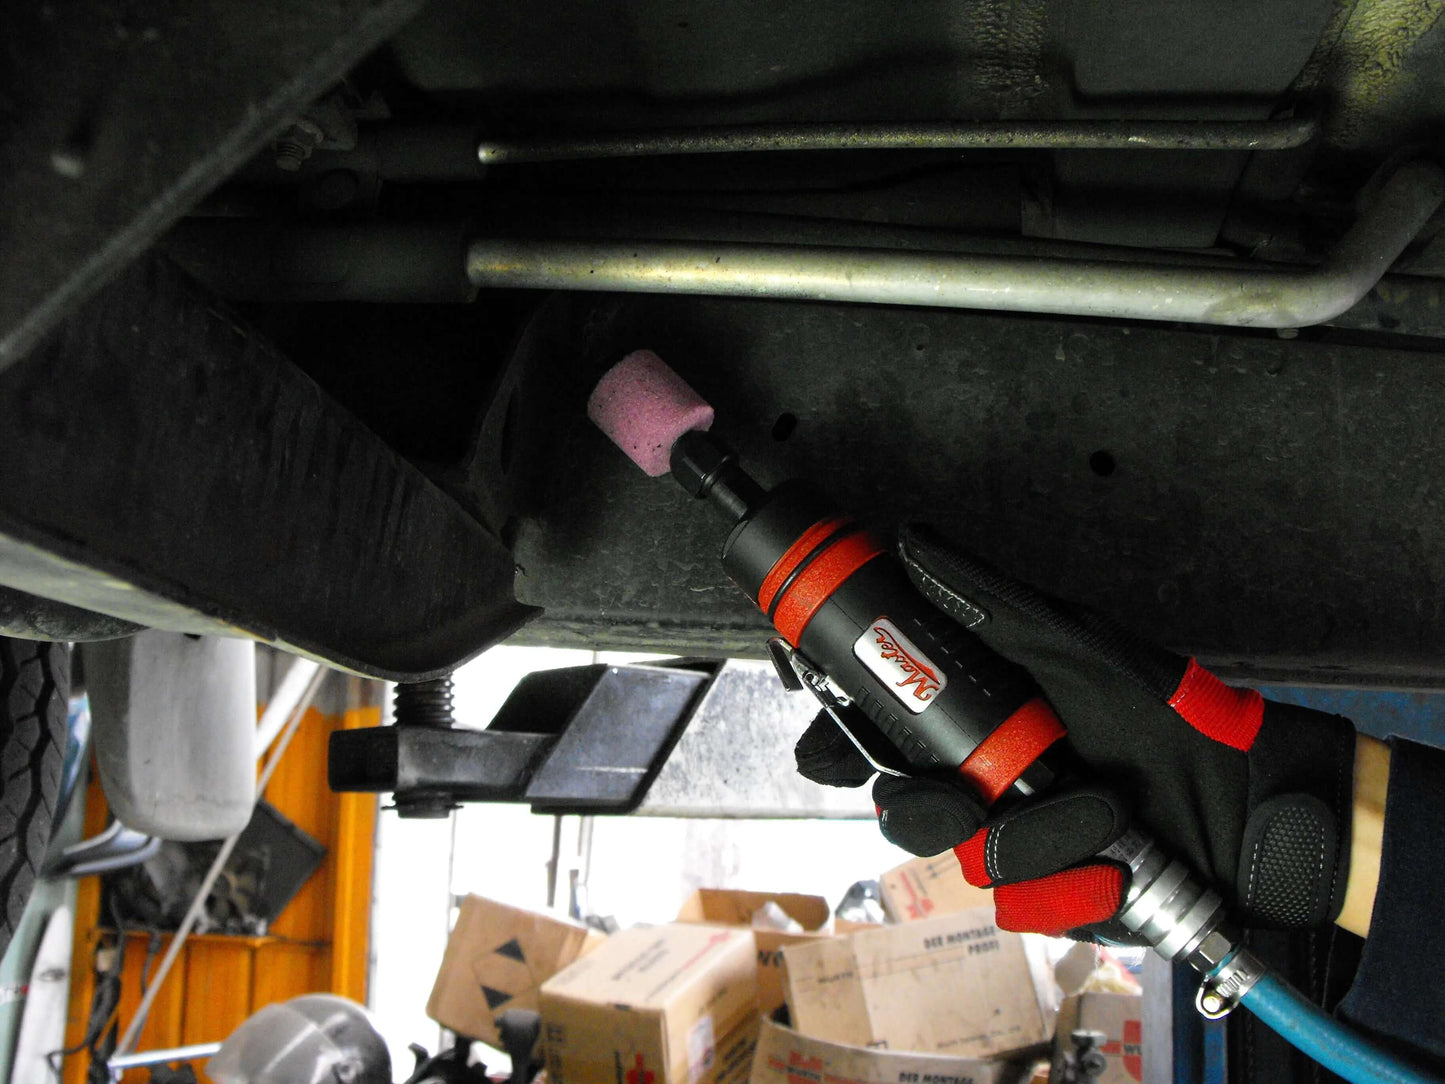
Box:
[1102,1019,1144,1082]
[853,618,947,714]
[623,1053,655,1084]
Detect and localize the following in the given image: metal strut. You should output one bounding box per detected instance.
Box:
[476,114,1319,163]
[466,160,1445,329]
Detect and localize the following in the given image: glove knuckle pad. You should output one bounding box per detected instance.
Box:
[1238,794,1338,928]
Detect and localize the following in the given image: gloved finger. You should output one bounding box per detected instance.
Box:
[897,523,1188,705]
[873,774,985,857]
[953,785,1130,887]
[993,865,1127,937]
[794,712,876,788]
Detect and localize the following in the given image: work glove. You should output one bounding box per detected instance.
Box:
[795,524,1358,938]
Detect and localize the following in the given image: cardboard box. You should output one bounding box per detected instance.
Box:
[750,1017,1030,1084]
[1052,993,1143,1084]
[879,853,994,923]
[834,918,885,934]
[676,889,832,1014]
[540,924,760,1084]
[782,908,1054,1060]
[427,895,604,1048]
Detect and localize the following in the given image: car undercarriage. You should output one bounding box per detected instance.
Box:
[6,5,1445,1080]
[3,0,1445,685]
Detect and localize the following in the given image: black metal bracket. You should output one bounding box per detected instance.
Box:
[0,259,536,680]
[328,661,719,816]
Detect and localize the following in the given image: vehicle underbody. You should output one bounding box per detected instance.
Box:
[6,6,1445,1079]
[3,0,1445,689]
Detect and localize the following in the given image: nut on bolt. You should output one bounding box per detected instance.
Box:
[274,118,325,172]
[1189,928,1237,973]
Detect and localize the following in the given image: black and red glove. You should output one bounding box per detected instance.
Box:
[795,524,1359,939]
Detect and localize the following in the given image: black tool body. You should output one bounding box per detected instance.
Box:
[671,432,1065,803]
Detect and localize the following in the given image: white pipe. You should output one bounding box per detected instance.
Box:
[254,656,322,756]
[107,1042,223,1075]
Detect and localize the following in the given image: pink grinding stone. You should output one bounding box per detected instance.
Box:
[586,350,715,476]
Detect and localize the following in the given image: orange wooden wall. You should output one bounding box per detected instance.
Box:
[61,673,382,1084]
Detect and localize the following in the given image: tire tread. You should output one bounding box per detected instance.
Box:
[0,639,70,957]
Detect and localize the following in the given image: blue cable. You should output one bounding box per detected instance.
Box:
[1241,971,1439,1084]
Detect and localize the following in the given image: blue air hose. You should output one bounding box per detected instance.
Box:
[1240,971,1439,1084]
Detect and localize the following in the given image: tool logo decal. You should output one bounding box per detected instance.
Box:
[853,618,946,713]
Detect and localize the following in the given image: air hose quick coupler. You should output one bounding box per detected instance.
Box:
[1103,828,1265,1017]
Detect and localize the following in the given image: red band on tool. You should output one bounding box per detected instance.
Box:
[1168,658,1264,752]
[772,532,885,646]
[757,515,852,613]
[954,828,991,887]
[993,865,1125,937]
[957,698,1066,806]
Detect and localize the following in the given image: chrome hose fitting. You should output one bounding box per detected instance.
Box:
[1102,828,1264,1017]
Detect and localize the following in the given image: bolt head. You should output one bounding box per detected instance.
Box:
[1191,929,1236,972]
[50,150,86,179]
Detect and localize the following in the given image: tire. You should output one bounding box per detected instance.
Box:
[0,638,69,960]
